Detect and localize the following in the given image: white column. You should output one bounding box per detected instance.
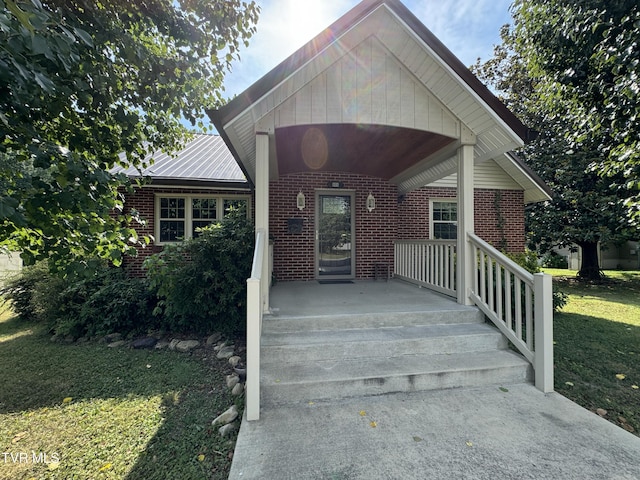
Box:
[457,143,475,305]
[534,273,554,393]
[256,132,270,312]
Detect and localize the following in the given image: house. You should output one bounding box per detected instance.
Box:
[113,134,253,274]
[207,0,555,420]
[556,241,640,271]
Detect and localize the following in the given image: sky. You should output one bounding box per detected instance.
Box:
[221,0,514,99]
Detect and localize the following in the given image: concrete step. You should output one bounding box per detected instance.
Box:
[262,307,484,334]
[261,350,533,406]
[261,323,507,365]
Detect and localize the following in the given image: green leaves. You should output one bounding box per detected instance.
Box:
[511,0,640,224]
[1,0,259,271]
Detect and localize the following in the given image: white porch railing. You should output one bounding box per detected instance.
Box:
[394,240,457,297]
[468,233,554,393]
[394,236,554,393]
[246,228,266,421]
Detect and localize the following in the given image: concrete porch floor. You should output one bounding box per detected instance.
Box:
[267,279,468,318]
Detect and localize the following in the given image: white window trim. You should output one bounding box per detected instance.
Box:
[429,198,458,240]
[154,194,251,245]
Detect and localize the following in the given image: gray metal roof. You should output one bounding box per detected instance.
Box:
[114,134,248,187]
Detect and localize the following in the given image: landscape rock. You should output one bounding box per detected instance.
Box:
[168,339,181,351]
[218,422,238,438]
[176,340,200,352]
[216,345,235,359]
[154,340,170,350]
[103,333,122,343]
[212,405,238,427]
[107,340,127,348]
[206,332,223,346]
[231,383,244,396]
[131,336,157,349]
[226,374,240,389]
[228,356,242,367]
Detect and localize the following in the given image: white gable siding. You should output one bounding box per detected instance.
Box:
[428,159,522,190]
[273,36,460,139]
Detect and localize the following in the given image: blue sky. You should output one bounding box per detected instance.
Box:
[221,0,513,99]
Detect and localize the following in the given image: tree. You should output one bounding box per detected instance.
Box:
[511,0,640,224]
[473,24,637,281]
[0,0,259,271]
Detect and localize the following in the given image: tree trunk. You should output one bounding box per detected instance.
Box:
[577,241,603,282]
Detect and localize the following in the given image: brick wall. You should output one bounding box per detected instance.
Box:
[398,187,525,252]
[122,186,253,276]
[270,172,397,281]
[122,181,525,280]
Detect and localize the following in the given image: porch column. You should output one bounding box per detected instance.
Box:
[456,141,475,306]
[256,131,270,312]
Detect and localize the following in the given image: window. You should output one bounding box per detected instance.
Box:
[431,200,457,240]
[156,195,249,243]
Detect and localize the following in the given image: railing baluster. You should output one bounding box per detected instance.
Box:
[496,262,503,321]
[505,269,512,330]
[487,255,494,312]
[515,277,522,340]
[525,283,533,350]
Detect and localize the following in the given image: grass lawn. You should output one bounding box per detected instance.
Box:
[545,269,640,436]
[0,303,241,480]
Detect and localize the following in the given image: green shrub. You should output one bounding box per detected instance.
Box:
[0,262,65,323]
[507,249,567,312]
[144,207,254,335]
[541,251,569,269]
[1,262,155,338]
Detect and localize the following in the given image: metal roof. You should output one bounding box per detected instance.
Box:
[114,134,248,188]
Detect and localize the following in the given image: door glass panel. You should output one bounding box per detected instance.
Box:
[318,195,352,277]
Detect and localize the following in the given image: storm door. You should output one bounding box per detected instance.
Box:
[316,192,355,279]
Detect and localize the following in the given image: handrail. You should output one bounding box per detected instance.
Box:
[468,233,554,392]
[394,239,456,297]
[246,228,266,421]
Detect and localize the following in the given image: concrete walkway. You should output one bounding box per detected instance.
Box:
[229,384,640,479]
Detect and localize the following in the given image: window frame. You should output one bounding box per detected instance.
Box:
[429,198,458,240]
[154,194,250,245]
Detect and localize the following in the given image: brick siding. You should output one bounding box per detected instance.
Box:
[122,186,253,277]
[398,187,525,251]
[270,172,397,281]
[123,180,525,281]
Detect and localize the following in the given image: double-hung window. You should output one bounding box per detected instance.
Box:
[156,195,249,244]
[430,200,458,240]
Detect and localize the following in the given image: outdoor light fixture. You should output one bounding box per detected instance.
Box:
[366,192,376,212]
[297,190,306,210]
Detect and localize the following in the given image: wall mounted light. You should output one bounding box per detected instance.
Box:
[366,192,376,212]
[297,190,306,211]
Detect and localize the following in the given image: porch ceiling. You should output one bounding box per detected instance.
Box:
[274,124,455,180]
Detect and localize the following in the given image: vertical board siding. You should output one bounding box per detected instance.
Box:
[273,37,459,137]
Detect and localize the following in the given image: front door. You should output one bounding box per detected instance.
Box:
[316,192,355,279]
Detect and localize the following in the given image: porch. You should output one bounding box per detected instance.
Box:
[259,279,532,407]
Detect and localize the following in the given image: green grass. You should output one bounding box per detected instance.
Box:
[545,269,640,436]
[0,312,241,480]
